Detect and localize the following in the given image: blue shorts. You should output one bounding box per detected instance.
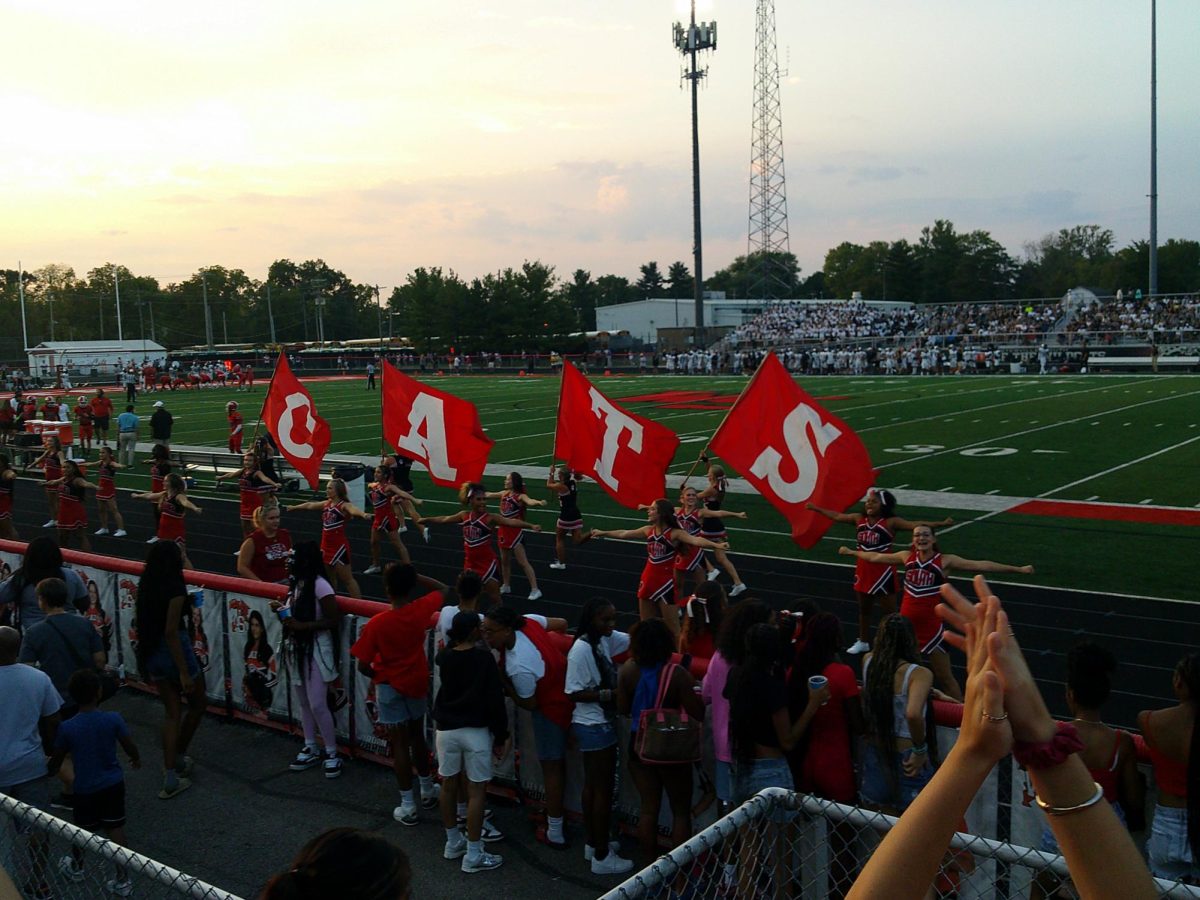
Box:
[532,709,567,761]
[859,743,932,811]
[1147,804,1200,883]
[145,631,201,682]
[571,721,617,752]
[732,757,795,822]
[714,759,733,804]
[376,683,427,725]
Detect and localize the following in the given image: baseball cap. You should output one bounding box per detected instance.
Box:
[153,401,164,407]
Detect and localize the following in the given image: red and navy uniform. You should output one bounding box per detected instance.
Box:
[462,511,499,582]
[497,493,525,551]
[321,500,351,567]
[150,460,169,494]
[369,485,399,533]
[900,551,947,654]
[96,461,116,502]
[673,508,705,573]
[238,470,272,522]
[43,453,62,495]
[854,517,898,595]
[158,495,187,545]
[555,479,583,531]
[0,474,14,520]
[57,479,87,531]
[700,484,729,541]
[637,527,676,604]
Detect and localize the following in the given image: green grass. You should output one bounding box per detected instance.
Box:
[144,373,1200,601]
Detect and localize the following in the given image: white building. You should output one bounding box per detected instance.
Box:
[27,340,167,379]
[596,298,771,345]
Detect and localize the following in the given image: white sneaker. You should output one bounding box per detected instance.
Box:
[730,583,747,596]
[706,568,720,581]
[94,527,110,536]
[146,536,159,544]
[549,561,566,570]
[364,565,382,575]
[113,529,128,537]
[591,852,634,875]
[43,519,57,528]
[421,783,440,809]
[528,589,543,601]
[584,840,621,862]
[499,584,512,595]
[422,527,431,543]
[444,837,468,860]
[394,804,419,826]
[846,639,870,655]
[462,850,503,873]
[58,855,85,882]
[398,524,408,533]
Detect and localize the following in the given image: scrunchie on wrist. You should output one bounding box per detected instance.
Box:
[1012,721,1084,770]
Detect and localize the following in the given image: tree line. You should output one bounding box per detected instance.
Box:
[2,222,1195,355]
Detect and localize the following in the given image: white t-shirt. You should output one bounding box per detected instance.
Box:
[0,664,61,788]
[565,631,630,726]
[504,614,548,699]
[435,604,482,648]
[284,576,338,683]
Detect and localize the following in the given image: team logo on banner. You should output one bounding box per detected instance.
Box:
[262,353,332,489]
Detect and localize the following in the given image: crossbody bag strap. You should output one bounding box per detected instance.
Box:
[45,616,91,670]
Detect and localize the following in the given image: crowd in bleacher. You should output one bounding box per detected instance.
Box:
[1066,294,1200,343]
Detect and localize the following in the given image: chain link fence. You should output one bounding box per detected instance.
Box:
[600,787,1200,900]
[0,791,241,900]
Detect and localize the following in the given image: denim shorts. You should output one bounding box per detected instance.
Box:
[714,759,733,804]
[1147,804,1200,882]
[732,756,795,821]
[859,743,932,812]
[145,631,201,682]
[375,683,427,725]
[532,709,567,761]
[572,721,617,753]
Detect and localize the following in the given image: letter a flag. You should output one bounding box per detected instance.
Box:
[261,353,332,490]
[381,360,494,488]
[709,351,875,548]
[554,360,680,509]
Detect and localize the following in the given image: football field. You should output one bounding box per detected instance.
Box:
[154,371,1200,603]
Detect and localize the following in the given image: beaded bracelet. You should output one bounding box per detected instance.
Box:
[1034,781,1104,817]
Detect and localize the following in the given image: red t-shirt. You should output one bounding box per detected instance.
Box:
[797,661,860,803]
[350,591,442,697]
[90,396,113,418]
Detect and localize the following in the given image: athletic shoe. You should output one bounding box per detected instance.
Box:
[706,568,720,581]
[422,527,431,543]
[158,777,191,800]
[846,639,870,655]
[43,519,57,528]
[58,855,85,882]
[364,565,382,575]
[548,561,566,570]
[527,589,543,601]
[591,852,634,876]
[461,851,503,874]
[398,524,408,534]
[535,824,568,849]
[113,529,128,537]
[499,584,512,595]
[458,814,505,843]
[107,878,135,897]
[290,748,321,771]
[50,792,74,811]
[394,805,419,827]
[444,837,468,860]
[729,583,747,596]
[94,527,110,536]
[584,840,621,862]
[176,756,194,778]
[146,536,159,544]
[420,783,440,809]
[323,755,343,779]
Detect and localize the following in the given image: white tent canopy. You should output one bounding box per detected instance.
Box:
[27,340,167,378]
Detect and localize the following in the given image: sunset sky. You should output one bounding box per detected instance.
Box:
[2,0,1196,291]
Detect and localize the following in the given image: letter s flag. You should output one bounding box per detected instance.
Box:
[554,360,680,509]
[709,351,875,548]
[381,360,494,488]
[262,353,332,489]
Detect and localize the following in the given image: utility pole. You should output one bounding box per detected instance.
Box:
[113,265,124,341]
[266,281,277,343]
[202,271,214,349]
[673,3,716,347]
[148,299,156,342]
[222,310,228,345]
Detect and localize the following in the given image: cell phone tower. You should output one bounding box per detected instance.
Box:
[747,0,791,301]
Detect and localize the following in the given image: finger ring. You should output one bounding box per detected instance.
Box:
[982,711,1009,722]
[1007,630,1016,637]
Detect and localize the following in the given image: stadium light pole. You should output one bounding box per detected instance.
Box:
[1148,0,1158,297]
[113,264,124,341]
[265,281,277,344]
[17,262,28,352]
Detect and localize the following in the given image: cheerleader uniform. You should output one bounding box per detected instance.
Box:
[95,461,116,501]
[899,551,947,654]
[238,470,272,523]
[321,500,351,567]
[43,454,62,499]
[158,495,187,547]
[555,478,583,531]
[149,460,170,494]
[462,511,499,582]
[854,517,898,596]
[674,508,705,575]
[57,479,87,531]
[497,493,526,550]
[369,484,399,533]
[700,480,729,542]
[0,474,12,520]
[637,527,676,604]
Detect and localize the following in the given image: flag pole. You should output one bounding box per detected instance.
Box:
[377,286,386,461]
[680,351,773,488]
[251,351,285,447]
[550,358,567,474]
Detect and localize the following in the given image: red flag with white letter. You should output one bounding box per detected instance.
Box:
[709,352,875,548]
[381,360,494,488]
[261,353,332,490]
[554,360,680,509]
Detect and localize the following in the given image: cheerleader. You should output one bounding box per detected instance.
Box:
[48,460,99,551]
[0,454,18,540]
[591,499,727,637]
[215,450,280,537]
[672,485,747,599]
[133,473,204,569]
[422,482,542,605]
[286,478,369,599]
[486,472,548,600]
[92,446,128,537]
[363,465,421,574]
[546,463,590,570]
[695,459,748,592]
[382,453,426,538]
[809,488,953,655]
[27,435,66,529]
